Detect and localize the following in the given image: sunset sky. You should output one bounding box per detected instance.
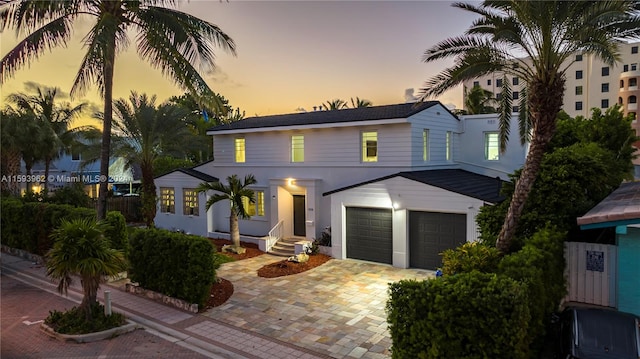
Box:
[0,1,479,127]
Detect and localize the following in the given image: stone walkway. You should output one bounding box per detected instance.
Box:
[207,254,434,358]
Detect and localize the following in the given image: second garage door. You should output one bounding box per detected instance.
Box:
[346,207,392,264]
[409,211,467,270]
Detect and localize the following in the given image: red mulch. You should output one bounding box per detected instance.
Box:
[257,254,332,278]
[204,278,234,309]
[210,238,264,260]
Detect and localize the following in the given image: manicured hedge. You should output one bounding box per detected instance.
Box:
[0,198,96,255]
[102,211,129,258]
[441,241,501,275]
[387,271,530,359]
[128,228,217,307]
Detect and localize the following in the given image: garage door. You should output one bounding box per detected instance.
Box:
[409,211,466,270]
[346,207,392,264]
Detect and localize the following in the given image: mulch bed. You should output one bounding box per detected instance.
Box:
[257,254,332,278]
[210,238,264,260]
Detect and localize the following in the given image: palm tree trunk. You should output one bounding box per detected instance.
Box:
[230,210,240,248]
[140,160,156,227]
[44,157,51,193]
[97,37,117,220]
[496,75,565,253]
[1,150,21,195]
[80,275,99,321]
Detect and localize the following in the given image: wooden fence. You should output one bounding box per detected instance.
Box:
[564,242,617,307]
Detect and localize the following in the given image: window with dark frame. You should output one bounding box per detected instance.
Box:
[576,70,583,79]
[575,101,583,111]
[601,66,609,76]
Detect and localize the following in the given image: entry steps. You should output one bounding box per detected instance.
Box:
[269,237,304,257]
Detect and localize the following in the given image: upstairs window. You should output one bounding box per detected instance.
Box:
[487,79,492,86]
[575,86,583,95]
[423,129,430,161]
[291,135,304,163]
[160,187,175,214]
[183,189,199,216]
[362,131,378,162]
[513,91,519,100]
[234,138,245,163]
[71,151,81,161]
[242,190,265,217]
[601,66,610,76]
[601,83,609,93]
[484,132,499,161]
[512,77,519,86]
[632,46,638,54]
[473,81,479,87]
[496,79,503,87]
[576,70,583,79]
[630,78,638,87]
[575,54,583,61]
[446,131,453,161]
[632,63,638,71]
[576,101,583,111]
[624,64,629,72]
[601,99,609,108]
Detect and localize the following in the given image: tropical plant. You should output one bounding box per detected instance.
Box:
[6,86,89,192]
[197,174,256,253]
[463,84,496,114]
[46,218,127,321]
[350,97,372,108]
[420,0,640,253]
[323,99,348,110]
[109,92,193,227]
[0,0,236,220]
[0,107,39,195]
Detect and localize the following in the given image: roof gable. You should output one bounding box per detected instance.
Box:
[155,168,218,183]
[324,169,505,203]
[207,101,448,132]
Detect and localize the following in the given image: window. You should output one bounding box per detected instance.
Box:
[183,189,199,216]
[512,106,519,113]
[601,66,609,76]
[423,129,429,161]
[624,64,629,72]
[601,99,609,108]
[473,81,479,87]
[621,80,625,89]
[242,190,265,217]
[487,79,492,86]
[71,151,81,161]
[512,77,519,86]
[362,131,378,162]
[160,187,175,214]
[512,91,519,100]
[630,112,637,121]
[446,131,452,161]
[632,46,638,54]
[619,97,624,105]
[630,95,638,104]
[576,70,583,79]
[575,86,583,95]
[630,78,638,87]
[632,63,638,71]
[234,138,245,163]
[575,101,583,111]
[496,79,503,87]
[484,132,499,161]
[496,92,503,100]
[601,83,609,93]
[575,54,583,61]
[291,135,304,162]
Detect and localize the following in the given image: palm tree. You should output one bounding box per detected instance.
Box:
[350,97,372,108]
[463,85,496,114]
[420,1,640,253]
[0,1,236,220]
[110,92,193,227]
[197,174,256,254]
[323,99,348,110]
[0,108,39,195]
[46,218,127,321]
[7,87,89,192]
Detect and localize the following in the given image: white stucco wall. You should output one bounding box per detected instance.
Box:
[153,171,210,236]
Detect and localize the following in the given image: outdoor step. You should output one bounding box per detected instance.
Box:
[271,243,295,252]
[269,247,294,257]
[278,237,306,245]
[275,241,295,248]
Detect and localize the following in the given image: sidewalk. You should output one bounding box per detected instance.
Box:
[1,252,331,359]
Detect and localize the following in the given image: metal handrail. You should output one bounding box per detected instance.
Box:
[266,220,284,252]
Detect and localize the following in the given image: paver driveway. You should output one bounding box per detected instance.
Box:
[205,254,434,359]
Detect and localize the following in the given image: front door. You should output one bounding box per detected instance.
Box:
[293,195,306,236]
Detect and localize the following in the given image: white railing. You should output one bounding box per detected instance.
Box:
[266,220,284,252]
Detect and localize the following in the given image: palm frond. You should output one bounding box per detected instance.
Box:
[498,76,512,153]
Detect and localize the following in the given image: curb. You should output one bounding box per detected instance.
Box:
[40,320,140,343]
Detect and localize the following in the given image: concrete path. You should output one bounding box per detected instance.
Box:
[1,251,433,358]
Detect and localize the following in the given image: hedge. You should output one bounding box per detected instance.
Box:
[387,271,530,359]
[441,242,501,275]
[128,228,217,307]
[102,211,129,258]
[0,198,96,255]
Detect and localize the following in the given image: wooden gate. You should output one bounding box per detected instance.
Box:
[564,242,617,307]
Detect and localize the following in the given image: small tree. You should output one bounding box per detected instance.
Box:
[197,174,256,254]
[46,218,127,321]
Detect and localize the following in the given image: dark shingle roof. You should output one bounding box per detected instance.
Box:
[208,102,444,132]
[324,169,505,203]
[155,168,218,183]
[577,181,640,228]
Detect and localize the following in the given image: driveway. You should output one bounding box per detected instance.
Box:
[205,254,433,359]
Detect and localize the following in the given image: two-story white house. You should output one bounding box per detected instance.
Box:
[154,102,527,270]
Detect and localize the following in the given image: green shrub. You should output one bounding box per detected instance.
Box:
[0,199,95,255]
[387,271,530,359]
[102,211,129,257]
[129,228,216,307]
[45,303,126,334]
[498,228,566,356]
[441,242,502,275]
[47,184,91,208]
